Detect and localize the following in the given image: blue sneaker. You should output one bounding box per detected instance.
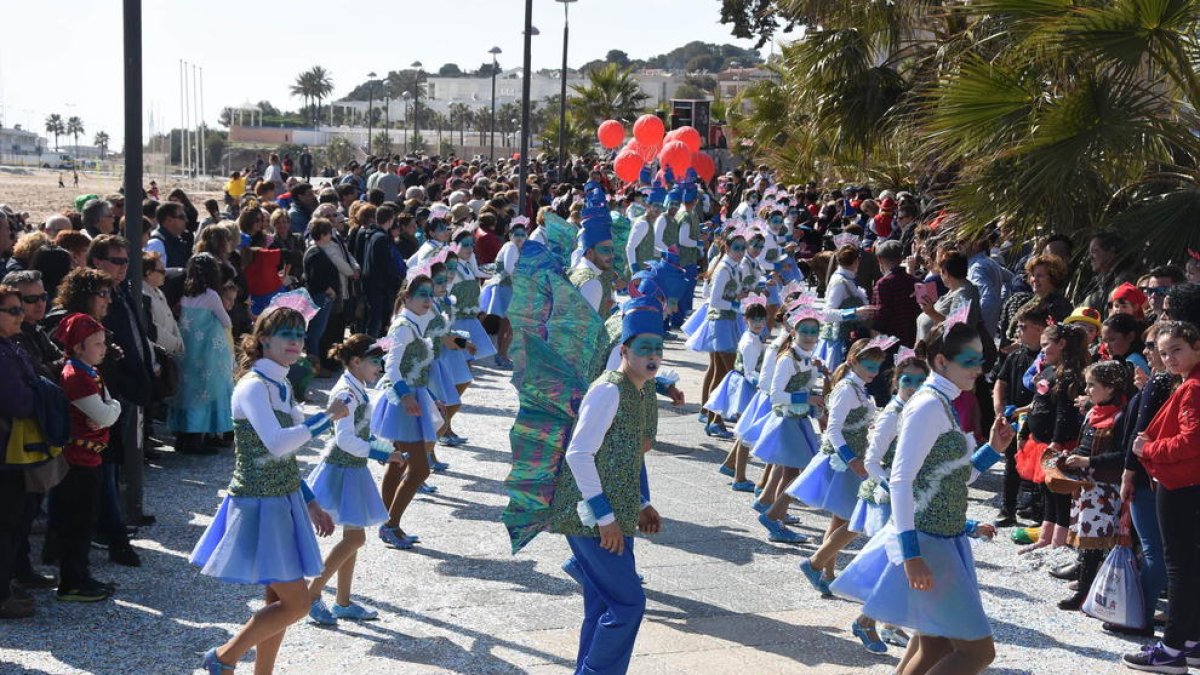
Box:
[799,559,833,597]
[418,483,438,494]
[754,487,763,497]
[782,514,801,526]
[562,557,585,585]
[1122,643,1188,673]
[880,626,909,648]
[378,525,415,550]
[309,599,337,626]
[718,465,735,477]
[852,621,887,654]
[697,411,708,423]
[202,648,235,674]
[758,513,809,544]
[430,460,451,472]
[332,601,379,621]
[705,423,734,440]
[731,480,756,492]
[751,500,769,514]
[449,433,469,445]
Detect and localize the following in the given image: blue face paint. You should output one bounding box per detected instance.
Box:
[432,274,448,286]
[796,324,821,337]
[511,229,527,239]
[434,223,449,233]
[629,336,664,357]
[899,374,926,390]
[367,356,384,368]
[411,286,434,300]
[458,238,475,248]
[859,359,883,375]
[273,328,306,342]
[595,244,615,256]
[730,243,747,253]
[953,349,985,370]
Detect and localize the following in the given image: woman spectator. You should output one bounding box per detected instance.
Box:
[916,248,983,345]
[54,231,90,270]
[998,254,1074,348]
[9,232,51,273]
[303,219,340,377]
[167,188,200,234]
[0,284,39,619]
[141,252,183,359]
[47,267,114,332]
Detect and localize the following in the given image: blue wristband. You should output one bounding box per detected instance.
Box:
[836,444,857,465]
[964,519,979,537]
[303,413,332,436]
[639,465,651,505]
[391,380,411,399]
[655,377,671,396]
[840,308,857,320]
[300,481,316,504]
[898,529,921,560]
[367,447,392,463]
[971,444,1002,473]
[586,494,614,521]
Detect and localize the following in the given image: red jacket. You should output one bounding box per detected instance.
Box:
[1142,364,1200,490]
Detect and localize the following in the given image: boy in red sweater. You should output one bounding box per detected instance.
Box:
[49,313,122,603]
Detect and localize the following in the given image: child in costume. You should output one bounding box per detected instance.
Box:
[547,298,666,675]
[845,352,929,653]
[569,204,617,318]
[1056,360,1127,611]
[371,276,442,551]
[448,230,498,366]
[704,298,769,435]
[792,337,886,588]
[193,306,347,675]
[52,313,122,603]
[830,322,1013,675]
[751,306,825,543]
[306,334,405,625]
[688,225,749,440]
[480,216,528,367]
[170,253,235,455]
[815,243,870,370]
[423,256,471,453]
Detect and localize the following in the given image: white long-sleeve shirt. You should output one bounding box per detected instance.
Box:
[865,397,905,481]
[756,334,788,394]
[736,332,765,377]
[889,373,984,536]
[626,217,650,273]
[407,239,446,270]
[824,371,875,451]
[707,257,741,312]
[769,344,816,406]
[383,308,435,387]
[564,381,621,526]
[329,372,373,458]
[232,358,311,457]
[495,241,520,276]
[572,256,604,313]
[826,268,869,310]
[72,381,122,429]
[677,218,699,250]
[652,213,672,252]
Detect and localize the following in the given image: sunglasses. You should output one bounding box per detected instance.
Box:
[103,257,130,266]
[1141,286,1168,296]
[21,292,48,304]
[272,328,307,342]
[898,374,927,389]
[0,305,24,317]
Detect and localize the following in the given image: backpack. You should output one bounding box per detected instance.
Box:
[30,374,70,448]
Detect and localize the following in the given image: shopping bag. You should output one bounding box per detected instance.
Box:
[1082,509,1145,628]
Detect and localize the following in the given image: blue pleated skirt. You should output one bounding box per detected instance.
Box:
[750,412,820,468]
[451,317,497,361]
[814,338,846,371]
[307,462,389,528]
[734,390,772,446]
[370,386,438,443]
[766,284,781,306]
[428,357,462,406]
[686,317,739,353]
[190,490,323,585]
[786,454,865,521]
[830,524,992,641]
[682,301,708,336]
[704,370,757,421]
[848,497,891,537]
[438,346,473,385]
[480,284,513,317]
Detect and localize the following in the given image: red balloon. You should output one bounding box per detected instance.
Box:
[633,114,665,147]
[691,151,715,182]
[597,120,624,149]
[627,139,659,163]
[675,126,702,153]
[613,152,644,183]
[658,140,692,173]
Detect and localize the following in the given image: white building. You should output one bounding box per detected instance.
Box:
[0,126,47,157]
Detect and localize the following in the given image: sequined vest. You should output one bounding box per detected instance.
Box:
[427,305,450,358]
[734,340,764,375]
[568,265,613,316]
[451,278,482,319]
[912,393,972,537]
[326,402,371,468]
[228,407,302,498]
[678,207,702,267]
[820,381,872,459]
[549,371,646,537]
[385,317,433,389]
[634,219,656,269]
[660,213,679,249]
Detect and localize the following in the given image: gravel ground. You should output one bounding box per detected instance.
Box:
[0,331,1152,674]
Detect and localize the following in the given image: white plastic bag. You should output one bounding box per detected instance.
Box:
[1082,545,1145,629]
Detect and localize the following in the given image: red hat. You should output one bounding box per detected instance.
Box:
[1110,282,1147,308]
[53,312,105,352]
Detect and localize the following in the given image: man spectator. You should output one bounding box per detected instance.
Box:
[299,146,313,182]
[87,235,152,565]
[3,270,62,378]
[338,161,365,194]
[360,205,402,336]
[287,183,317,236]
[1079,232,1138,312]
[964,235,1009,339]
[1145,264,1186,322]
[374,161,403,203]
[872,240,921,349]
[145,202,189,269]
[81,199,116,239]
[43,214,72,238]
[335,183,358,218]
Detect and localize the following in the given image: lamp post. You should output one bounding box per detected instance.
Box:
[411,61,423,154]
[366,71,377,153]
[555,0,577,175]
[402,91,411,154]
[488,46,502,161]
[517,4,536,216]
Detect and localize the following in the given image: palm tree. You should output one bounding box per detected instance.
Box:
[726,0,1200,266]
[66,116,85,158]
[290,70,316,124]
[309,66,334,125]
[45,114,64,152]
[93,131,110,159]
[540,114,593,159]
[473,105,492,145]
[325,135,355,168]
[568,63,650,127]
[448,102,471,145]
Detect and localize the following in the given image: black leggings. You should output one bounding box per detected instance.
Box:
[1158,484,1200,649]
[1042,486,1071,527]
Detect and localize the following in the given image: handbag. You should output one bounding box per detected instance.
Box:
[1043,450,1094,495]
[152,344,179,399]
[25,452,68,492]
[1082,506,1145,628]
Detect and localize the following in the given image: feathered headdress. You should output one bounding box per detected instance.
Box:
[787,303,824,326]
[867,334,899,352]
[943,301,971,331]
[743,294,768,311]
[832,232,861,250]
[408,247,452,282]
[893,345,918,366]
[263,288,320,325]
[510,215,530,229]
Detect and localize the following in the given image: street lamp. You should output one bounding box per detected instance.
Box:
[366,71,377,154]
[402,91,411,154]
[488,46,502,161]
[517,0,536,216]
[411,61,423,154]
[555,0,578,175]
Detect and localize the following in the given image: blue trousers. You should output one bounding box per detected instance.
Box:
[671,265,698,328]
[1132,483,1168,627]
[567,535,646,675]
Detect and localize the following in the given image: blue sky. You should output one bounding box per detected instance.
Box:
[0,0,769,148]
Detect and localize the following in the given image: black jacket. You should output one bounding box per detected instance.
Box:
[101,282,154,406]
[361,226,400,295]
[12,321,63,380]
[303,245,340,300]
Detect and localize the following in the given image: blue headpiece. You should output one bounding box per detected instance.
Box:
[619,295,665,343]
[647,181,667,205]
[660,248,682,268]
[584,180,603,194]
[663,167,676,186]
[664,187,683,207]
[681,182,698,203]
[581,214,613,250]
[644,258,688,301]
[685,168,699,182]
[638,166,653,185]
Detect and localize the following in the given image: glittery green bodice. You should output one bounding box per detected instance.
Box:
[913,397,971,536]
[549,371,646,537]
[706,273,740,321]
[451,279,481,318]
[821,404,872,459]
[326,403,370,468]
[634,224,656,268]
[228,409,303,497]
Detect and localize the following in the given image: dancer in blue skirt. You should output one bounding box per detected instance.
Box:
[751,305,826,543]
[306,334,405,626]
[830,321,1014,675]
[688,224,749,439]
[793,336,886,591]
[194,307,347,675]
[480,216,527,367]
[815,243,871,371]
[704,295,768,429]
[448,231,499,366]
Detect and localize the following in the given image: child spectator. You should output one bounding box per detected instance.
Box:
[993,302,1050,525]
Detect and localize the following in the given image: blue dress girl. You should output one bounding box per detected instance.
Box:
[169,253,235,454]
